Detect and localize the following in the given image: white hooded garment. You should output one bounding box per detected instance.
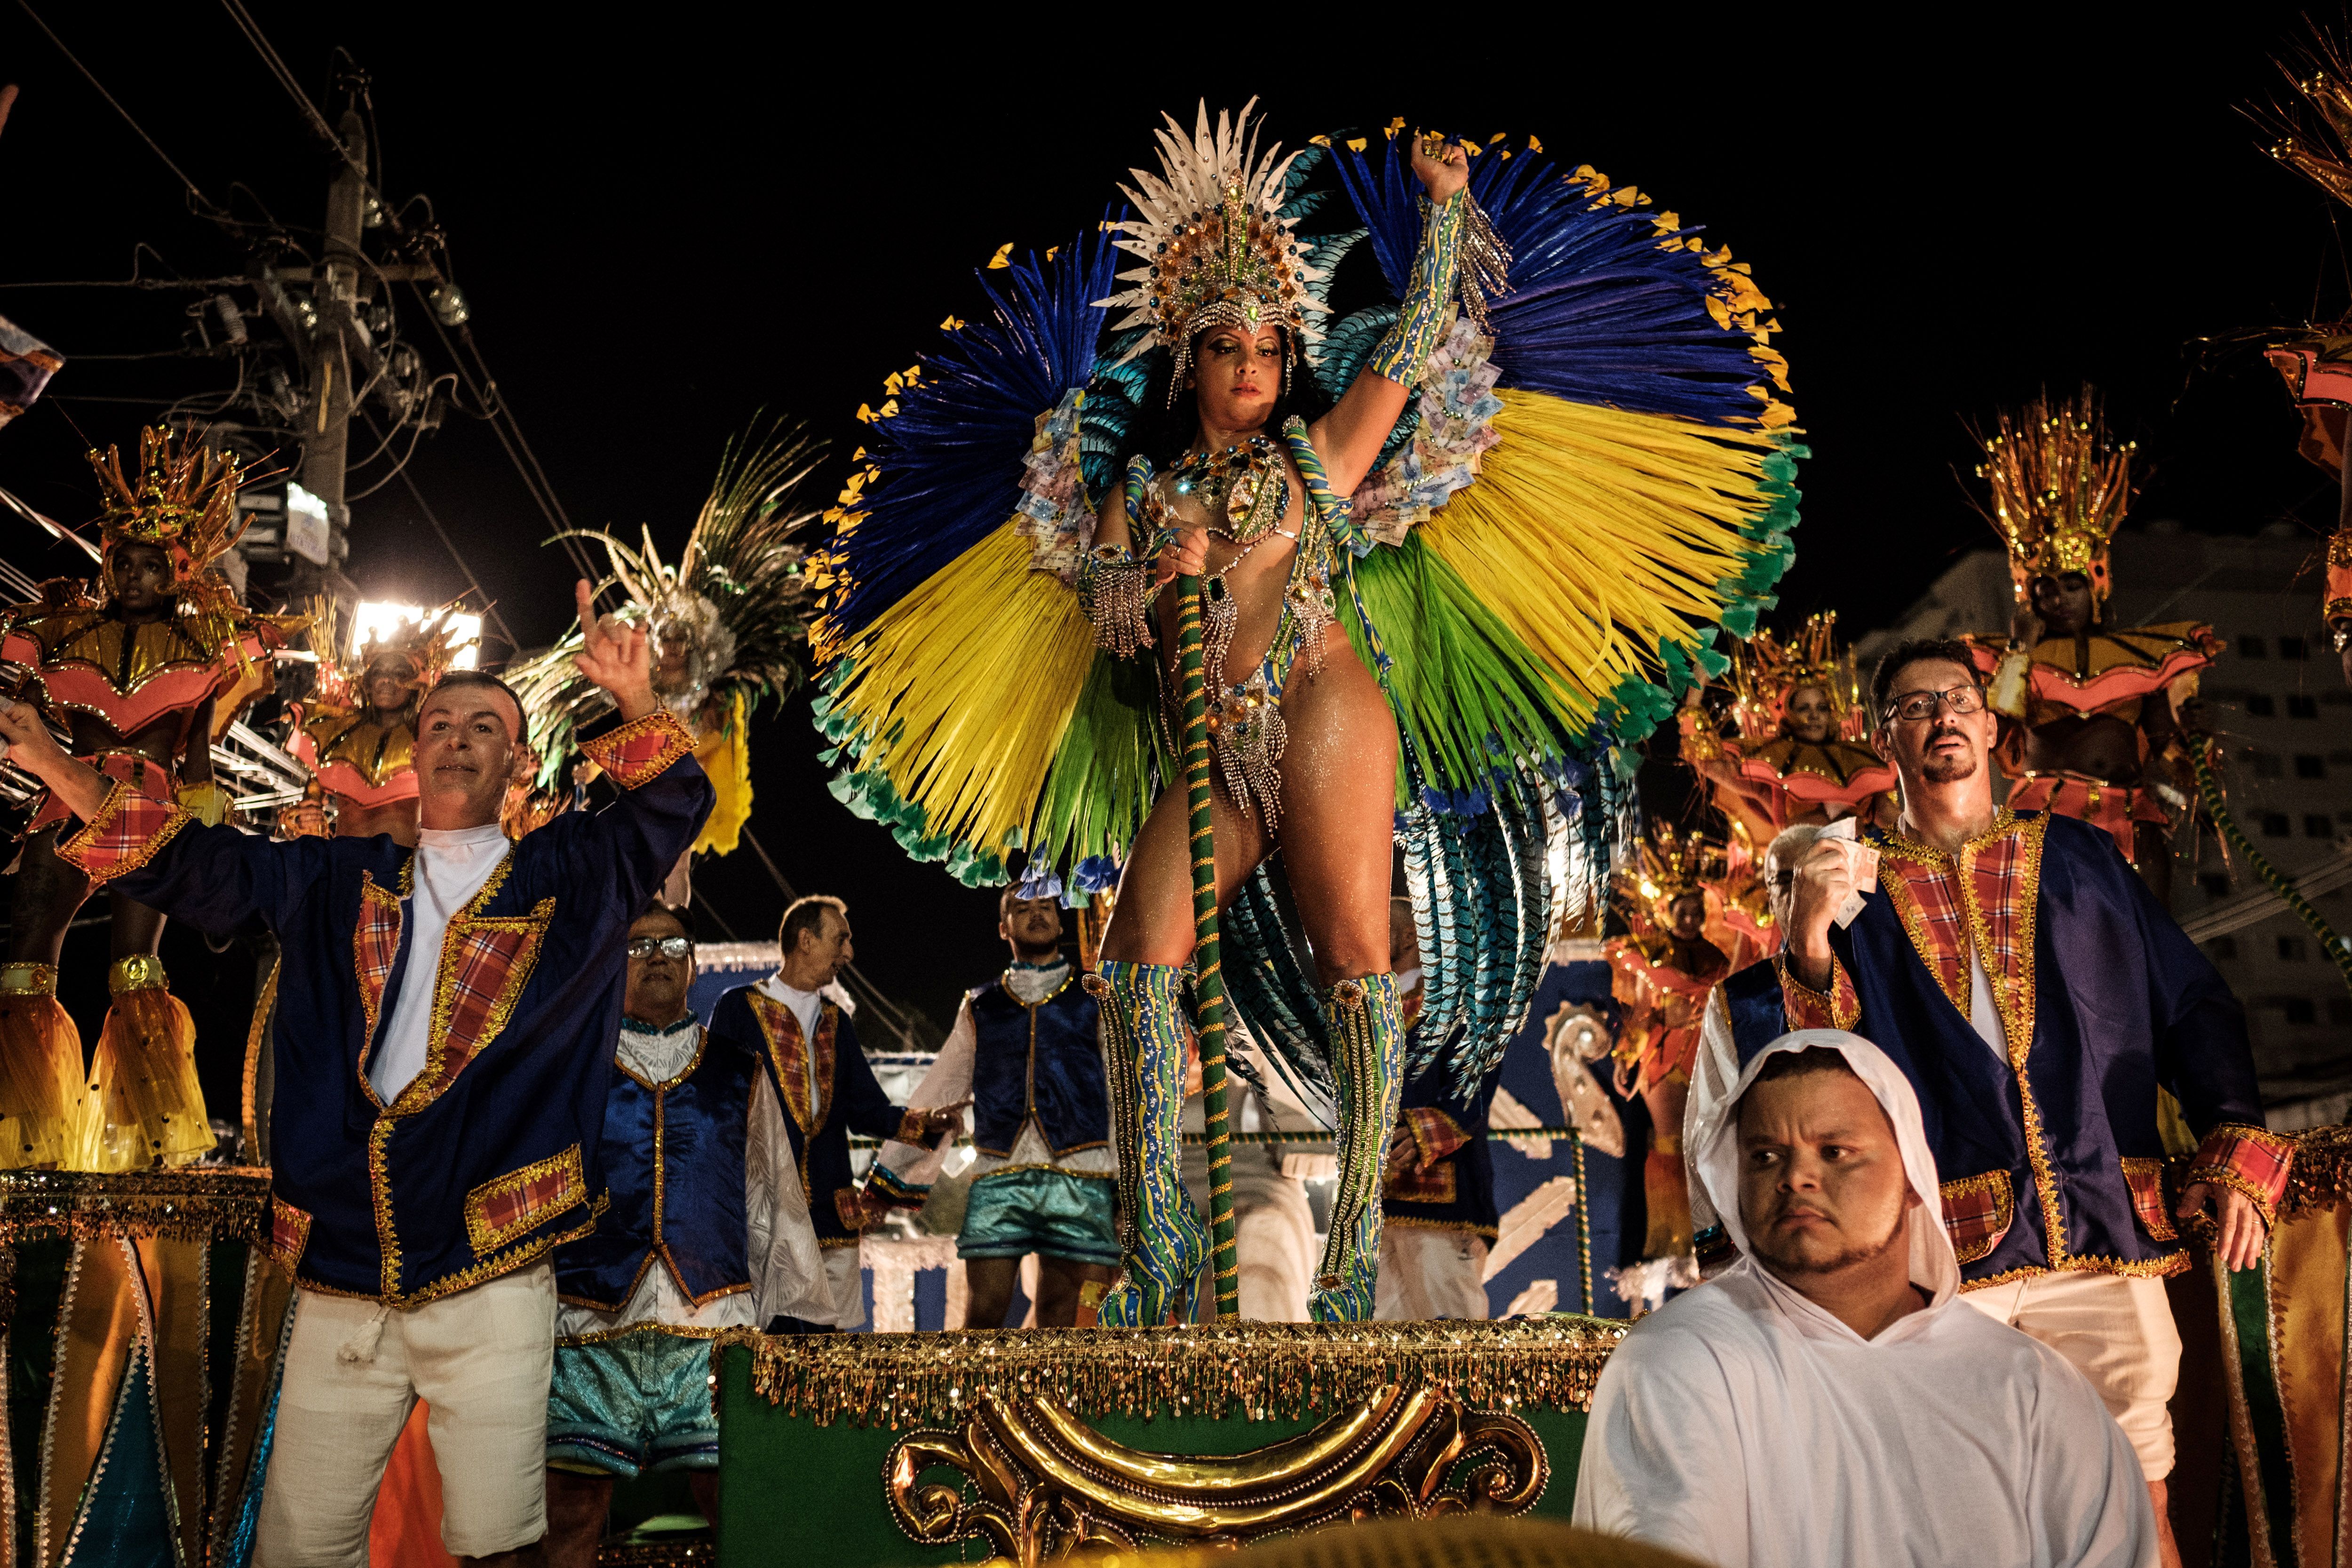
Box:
[1572,1028,2154,1568]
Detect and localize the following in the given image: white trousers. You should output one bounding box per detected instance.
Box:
[1182,1145,1317,1321]
[1375,1225,1492,1321]
[255,1263,556,1566]
[1960,1269,2181,1480]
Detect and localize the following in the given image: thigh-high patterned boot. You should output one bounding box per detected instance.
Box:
[1310,973,1405,1324]
[1086,960,1207,1328]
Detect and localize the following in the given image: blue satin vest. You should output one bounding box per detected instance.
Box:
[1721,958,1789,1065]
[968,972,1107,1158]
[555,1022,757,1312]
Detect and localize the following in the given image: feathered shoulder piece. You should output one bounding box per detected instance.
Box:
[511,421,822,784]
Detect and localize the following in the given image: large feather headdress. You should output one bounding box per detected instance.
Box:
[1723,612,1866,742]
[88,426,250,587]
[1973,388,2136,609]
[1099,99,1327,393]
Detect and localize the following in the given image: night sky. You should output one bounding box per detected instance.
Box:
[1,7,2345,1034]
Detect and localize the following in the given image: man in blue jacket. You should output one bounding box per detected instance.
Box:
[706,894,960,1328]
[0,583,712,1568]
[1778,634,2280,1563]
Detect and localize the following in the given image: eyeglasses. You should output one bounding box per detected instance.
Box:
[1883,684,1984,724]
[628,936,693,960]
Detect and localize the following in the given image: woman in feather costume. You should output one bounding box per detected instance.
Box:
[813,105,1802,1323]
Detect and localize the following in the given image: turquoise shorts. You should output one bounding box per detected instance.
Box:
[959,1167,1120,1267]
[546,1326,720,1477]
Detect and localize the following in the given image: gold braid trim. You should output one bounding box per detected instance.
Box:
[1381,1215,1501,1240]
[710,1315,1629,1429]
[1957,1251,2192,1291]
[0,1167,271,1245]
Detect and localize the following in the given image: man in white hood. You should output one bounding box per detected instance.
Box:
[1573,1029,2153,1568]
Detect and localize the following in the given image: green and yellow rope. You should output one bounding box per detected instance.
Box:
[2190,743,2352,998]
[1176,572,1241,1321]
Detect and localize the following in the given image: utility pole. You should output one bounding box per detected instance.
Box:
[289,105,366,609]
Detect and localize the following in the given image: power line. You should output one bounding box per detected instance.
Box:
[408,295,601,586]
[369,425,524,655]
[16,1,227,219]
[215,0,372,193]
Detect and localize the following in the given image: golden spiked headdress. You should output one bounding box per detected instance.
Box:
[2257,26,2352,210]
[1973,389,2136,609]
[1724,612,1866,742]
[361,605,473,689]
[1101,100,1327,397]
[1613,823,1727,930]
[87,427,250,590]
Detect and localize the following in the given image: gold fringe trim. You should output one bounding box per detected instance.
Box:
[2284,1125,2352,1218]
[0,1167,270,1245]
[713,1315,1629,1430]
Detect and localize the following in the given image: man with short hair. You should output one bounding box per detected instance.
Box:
[543,900,831,1567]
[0,583,713,1567]
[1779,635,2280,1563]
[1574,1029,2154,1568]
[872,888,1120,1328]
[707,894,959,1329]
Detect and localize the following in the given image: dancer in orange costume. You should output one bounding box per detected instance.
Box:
[1605,826,1762,1262]
[286,602,474,849]
[0,428,271,1170]
[1679,611,1896,850]
[1962,391,2216,903]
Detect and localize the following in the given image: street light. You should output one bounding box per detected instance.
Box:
[350,601,481,669]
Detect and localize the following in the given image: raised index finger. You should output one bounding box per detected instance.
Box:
[574,579,596,633]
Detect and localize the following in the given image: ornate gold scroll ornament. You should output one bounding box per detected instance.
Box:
[884,1383,1546,1567]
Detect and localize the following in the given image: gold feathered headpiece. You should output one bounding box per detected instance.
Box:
[1613,823,1726,930]
[1100,100,1327,396]
[2257,26,2352,209]
[1973,389,2136,609]
[87,427,250,589]
[1724,612,1866,742]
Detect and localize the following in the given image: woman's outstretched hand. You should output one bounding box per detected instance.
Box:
[1411,132,1470,203]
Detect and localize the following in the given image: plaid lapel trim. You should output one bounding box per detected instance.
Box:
[389,853,556,1113]
[1960,816,2045,1063]
[1874,811,2043,1059]
[354,872,404,1095]
[750,991,836,1137]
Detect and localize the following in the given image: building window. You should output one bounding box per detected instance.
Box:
[2263,812,2292,836]
[2310,814,2337,839]
[2282,635,2308,659]
[2280,936,2308,962]
[2240,635,2267,659]
[2291,694,2321,719]
[2248,694,2277,717]
[2333,999,2352,1027]
[2251,750,2284,779]
[2210,936,2239,960]
[2284,998,2318,1025]
[2200,873,2232,899]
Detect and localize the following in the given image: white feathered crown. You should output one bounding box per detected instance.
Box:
[1099,99,1327,392]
